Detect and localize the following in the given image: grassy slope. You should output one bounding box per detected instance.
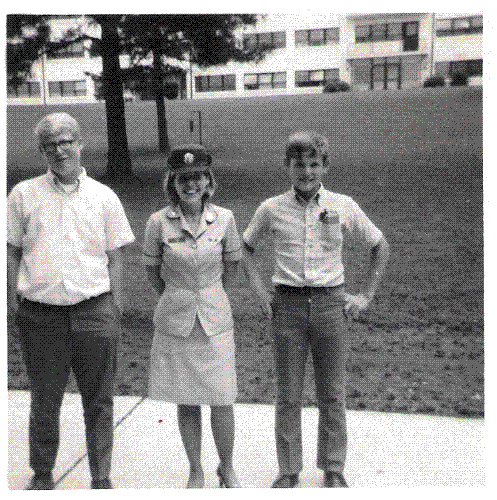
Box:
[7,87,483,417]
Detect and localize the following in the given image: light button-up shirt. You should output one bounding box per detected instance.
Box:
[7,169,136,305]
[243,185,383,287]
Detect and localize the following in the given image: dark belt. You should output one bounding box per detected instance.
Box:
[274,284,344,296]
[21,291,111,308]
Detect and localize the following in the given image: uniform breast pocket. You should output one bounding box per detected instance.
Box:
[321,222,342,242]
[200,236,222,261]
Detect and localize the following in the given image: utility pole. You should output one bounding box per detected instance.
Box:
[41,48,47,106]
[189,47,193,100]
[430,13,436,77]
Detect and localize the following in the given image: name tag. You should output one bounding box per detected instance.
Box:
[322,215,340,224]
[319,209,340,224]
[168,236,187,243]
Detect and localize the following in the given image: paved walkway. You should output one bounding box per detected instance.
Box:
[8,390,484,489]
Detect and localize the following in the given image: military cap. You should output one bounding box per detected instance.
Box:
[167,144,212,172]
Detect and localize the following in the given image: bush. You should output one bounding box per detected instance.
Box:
[163,82,179,100]
[423,75,446,88]
[450,72,469,87]
[323,78,351,93]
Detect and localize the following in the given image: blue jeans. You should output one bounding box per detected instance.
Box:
[16,292,120,480]
[271,285,349,474]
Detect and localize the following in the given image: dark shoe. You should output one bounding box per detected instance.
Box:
[91,478,113,489]
[217,466,241,488]
[323,471,349,488]
[271,474,299,488]
[25,473,55,490]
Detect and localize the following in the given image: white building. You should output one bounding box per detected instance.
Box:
[189,12,483,99]
[433,13,483,85]
[8,16,101,105]
[7,13,483,105]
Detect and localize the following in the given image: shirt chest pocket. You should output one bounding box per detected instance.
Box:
[162,237,192,261]
[320,222,343,244]
[199,236,222,261]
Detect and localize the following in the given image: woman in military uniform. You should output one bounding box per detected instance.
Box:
[143,144,242,488]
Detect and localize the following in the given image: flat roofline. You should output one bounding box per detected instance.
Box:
[347,13,429,20]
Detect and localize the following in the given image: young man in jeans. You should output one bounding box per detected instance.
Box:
[7,113,135,489]
[242,131,389,488]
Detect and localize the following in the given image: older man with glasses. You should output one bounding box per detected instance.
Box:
[7,112,135,489]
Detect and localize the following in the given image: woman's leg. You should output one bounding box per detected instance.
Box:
[177,405,204,488]
[210,405,240,487]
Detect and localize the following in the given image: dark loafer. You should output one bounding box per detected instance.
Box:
[271,474,299,488]
[91,478,113,489]
[25,473,55,490]
[323,471,349,488]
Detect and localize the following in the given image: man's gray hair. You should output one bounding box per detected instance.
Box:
[34,112,82,145]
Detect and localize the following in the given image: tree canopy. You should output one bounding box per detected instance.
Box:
[7,15,50,87]
[7,14,269,182]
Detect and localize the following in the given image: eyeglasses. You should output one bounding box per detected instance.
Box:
[177,172,208,183]
[41,139,76,153]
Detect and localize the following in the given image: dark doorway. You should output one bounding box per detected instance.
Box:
[403,22,419,51]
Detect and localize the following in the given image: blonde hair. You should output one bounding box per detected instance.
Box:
[163,170,217,206]
[34,112,82,145]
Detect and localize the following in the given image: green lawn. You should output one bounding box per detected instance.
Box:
[7,87,483,417]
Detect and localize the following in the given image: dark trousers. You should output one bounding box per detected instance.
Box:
[16,292,120,480]
[271,285,349,475]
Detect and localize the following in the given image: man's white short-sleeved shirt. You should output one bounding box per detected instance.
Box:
[243,185,383,287]
[7,169,135,305]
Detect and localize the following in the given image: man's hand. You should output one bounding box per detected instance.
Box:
[8,293,19,317]
[107,247,125,318]
[343,293,371,321]
[112,295,124,317]
[255,287,273,319]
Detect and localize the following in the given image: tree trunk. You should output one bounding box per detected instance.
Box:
[153,48,169,153]
[99,15,134,182]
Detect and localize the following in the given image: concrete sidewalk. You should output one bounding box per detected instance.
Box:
[8,390,484,489]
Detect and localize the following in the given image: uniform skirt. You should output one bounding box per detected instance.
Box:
[148,317,238,405]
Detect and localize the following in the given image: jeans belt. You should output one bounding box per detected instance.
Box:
[274,284,344,296]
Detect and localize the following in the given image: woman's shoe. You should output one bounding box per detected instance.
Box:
[216,467,241,488]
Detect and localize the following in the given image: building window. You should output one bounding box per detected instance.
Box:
[244,72,286,90]
[48,80,86,96]
[435,59,483,77]
[355,25,370,43]
[355,22,417,43]
[47,41,85,59]
[350,57,409,90]
[195,74,236,92]
[387,23,403,40]
[295,28,339,46]
[244,31,286,50]
[436,16,483,36]
[8,81,41,97]
[295,69,339,87]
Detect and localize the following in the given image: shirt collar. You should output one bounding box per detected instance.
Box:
[47,168,87,191]
[166,203,218,239]
[291,184,323,206]
[165,204,218,224]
